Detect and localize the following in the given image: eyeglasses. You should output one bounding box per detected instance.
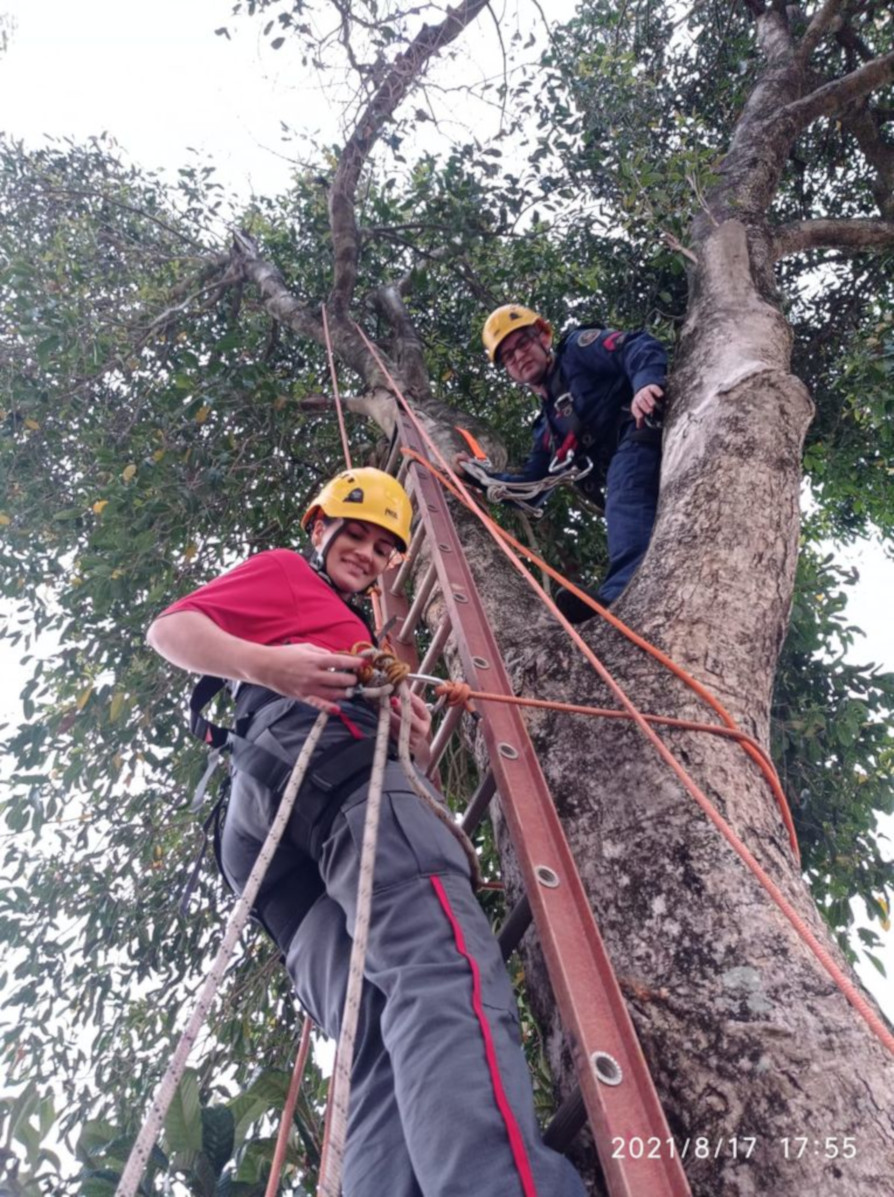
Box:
[498,330,540,368]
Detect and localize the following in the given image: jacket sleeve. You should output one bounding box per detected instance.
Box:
[562,328,667,397]
[611,329,667,395]
[485,414,552,483]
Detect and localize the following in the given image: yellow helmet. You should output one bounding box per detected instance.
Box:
[301,467,413,551]
[482,304,552,363]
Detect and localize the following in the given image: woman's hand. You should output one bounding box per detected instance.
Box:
[253,643,363,704]
[147,612,362,706]
[390,689,433,767]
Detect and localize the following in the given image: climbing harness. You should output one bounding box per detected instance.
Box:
[455,418,593,518]
[120,647,469,1197]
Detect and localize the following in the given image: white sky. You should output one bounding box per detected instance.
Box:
[1,0,893,1038]
[0,0,314,198]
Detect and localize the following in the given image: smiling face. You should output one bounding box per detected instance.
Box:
[311,517,399,593]
[497,325,553,387]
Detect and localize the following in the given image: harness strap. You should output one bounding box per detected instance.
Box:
[189,674,230,747]
[188,676,387,847]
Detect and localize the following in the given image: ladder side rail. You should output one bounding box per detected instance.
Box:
[398,418,691,1197]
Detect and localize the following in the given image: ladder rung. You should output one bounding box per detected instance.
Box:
[461,770,496,834]
[425,701,465,775]
[396,563,438,643]
[497,894,532,960]
[412,614,453,695]
[389,520,427,597]
[543,1086,586,1153]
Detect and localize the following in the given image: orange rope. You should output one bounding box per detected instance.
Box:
[351,321,894,1057]
[264,1016,314,1197]
[436,680,783,767]
[321,304,352,469]
[408,449,799,857]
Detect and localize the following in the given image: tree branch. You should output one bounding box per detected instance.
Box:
[839,101,894,220]
[328,0,492,317]
[751,5,794,66]
[230,229,323,344]
[777,49,894,134]
[773,217,894,259]
[228,229,402,397]
[42,185,206,249]
[372,282,429,395]
[796,0,846,66]
[296,393,335,413]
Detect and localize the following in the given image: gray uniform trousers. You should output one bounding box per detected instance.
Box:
[219,702,586,1197]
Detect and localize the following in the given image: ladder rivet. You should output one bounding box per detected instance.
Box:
[535,865,560,888]
[438,542,451,551]
[498,743,519,759]
[453,591,469,604]
[591,1051,623,1087]
[472,656,489,669]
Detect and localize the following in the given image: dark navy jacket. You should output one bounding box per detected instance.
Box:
[492,327,667,484]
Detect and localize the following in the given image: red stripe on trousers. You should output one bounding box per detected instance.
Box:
[429,875,538,1197]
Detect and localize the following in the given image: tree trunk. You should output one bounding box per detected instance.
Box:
[440,220,894,1194]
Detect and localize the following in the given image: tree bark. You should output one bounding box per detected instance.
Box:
[442,227,894,1197]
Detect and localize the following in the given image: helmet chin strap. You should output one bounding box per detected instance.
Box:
[309,517,347,591]
[310,516,381,598]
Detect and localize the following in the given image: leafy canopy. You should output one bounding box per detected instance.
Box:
[2,0,894,1190]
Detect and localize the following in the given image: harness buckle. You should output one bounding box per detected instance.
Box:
[553,391,575,419]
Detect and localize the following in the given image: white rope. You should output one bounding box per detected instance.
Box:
[115,707,332,1197]
[316,689,392,1197]
[395,683,483,889]
[317,671,485,1196]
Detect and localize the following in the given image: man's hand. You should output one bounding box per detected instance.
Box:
[631,383,665,429]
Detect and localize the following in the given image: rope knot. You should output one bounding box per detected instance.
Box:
[351,643,411,690]
[436,680,472,709]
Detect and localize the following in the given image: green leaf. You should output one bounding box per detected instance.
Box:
[165,1068,203,1156]
[202,1104,236,1178]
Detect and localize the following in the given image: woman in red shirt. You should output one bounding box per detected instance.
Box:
[148,467,585,1197]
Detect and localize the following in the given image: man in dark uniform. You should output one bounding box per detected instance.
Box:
[462,304,667,620]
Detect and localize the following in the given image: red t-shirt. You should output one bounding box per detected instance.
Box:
[162,549,371,652]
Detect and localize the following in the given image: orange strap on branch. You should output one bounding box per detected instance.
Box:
[454,425,490,461]
[435,681,784,770]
